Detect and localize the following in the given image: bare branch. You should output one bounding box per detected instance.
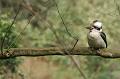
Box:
[0,47,120,59]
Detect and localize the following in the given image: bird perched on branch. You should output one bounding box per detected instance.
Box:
[86,20,107,50]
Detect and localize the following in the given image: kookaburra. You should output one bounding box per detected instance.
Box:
[86,20,107,50]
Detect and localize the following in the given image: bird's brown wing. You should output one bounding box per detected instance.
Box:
[100,32,107,48]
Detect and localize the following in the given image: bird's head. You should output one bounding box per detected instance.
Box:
[86,20,103,32]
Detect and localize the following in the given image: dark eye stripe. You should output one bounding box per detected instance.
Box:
[93,26,101,30]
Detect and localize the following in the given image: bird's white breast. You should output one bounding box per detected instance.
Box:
[87,29,106,48]
[88,29,100,39]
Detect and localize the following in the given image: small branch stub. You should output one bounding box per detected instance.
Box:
[1,50,13,58]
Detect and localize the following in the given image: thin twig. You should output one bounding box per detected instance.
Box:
[6,13,34,51]
[1,4,22,54]
[51,0,87,79]
[52,0,78,40]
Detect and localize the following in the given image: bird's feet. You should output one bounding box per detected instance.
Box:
[89,47,95,51]
[89,47,101,54]
[96,49,101,55]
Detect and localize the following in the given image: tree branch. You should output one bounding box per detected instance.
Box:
[0,47,120,59]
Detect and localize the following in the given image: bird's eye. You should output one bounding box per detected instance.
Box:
[96,27,100,30]
[93,26,100,30]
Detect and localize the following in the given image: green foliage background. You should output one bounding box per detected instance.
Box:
[0,0,120,79]
[0,14,21,79]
